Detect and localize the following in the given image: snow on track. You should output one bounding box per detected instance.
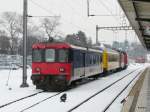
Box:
[0,92,61,112]
[0,64,148,112]
[71,69,143,112]
[27,65,147,112]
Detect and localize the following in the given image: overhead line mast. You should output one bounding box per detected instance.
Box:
[20,0,29,87]
[96,26,133,44]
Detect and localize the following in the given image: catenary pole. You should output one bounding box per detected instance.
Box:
[20,0,29,87]
[96,25,99,44]
[87,0,89,17]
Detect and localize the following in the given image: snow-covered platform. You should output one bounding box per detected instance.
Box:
[121,66,150,112]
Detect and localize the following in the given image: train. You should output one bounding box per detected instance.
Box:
[135,57,146,63]
[31,42,128,91]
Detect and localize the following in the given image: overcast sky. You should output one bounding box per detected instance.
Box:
[0,0,140,44]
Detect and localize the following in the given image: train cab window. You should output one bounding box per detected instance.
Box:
[45,49,55,62]
[58,49,68,62]
[32,49,43,62]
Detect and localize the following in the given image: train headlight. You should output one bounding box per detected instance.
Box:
[59,67,65,72]
[35,67,40,72]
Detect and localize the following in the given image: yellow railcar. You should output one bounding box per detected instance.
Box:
[102,48,120,73]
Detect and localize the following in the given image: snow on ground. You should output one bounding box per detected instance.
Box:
[0,63,149,112]
[0,68,42,105]
[72,67,145,112]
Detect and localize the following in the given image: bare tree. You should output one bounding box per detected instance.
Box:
[0,35,10,54]
[87,37,93,47]
[19,35,40,56]
[0,12,23,54]
[41,16,60,41]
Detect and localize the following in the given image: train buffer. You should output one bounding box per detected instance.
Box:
[121,67,150,112]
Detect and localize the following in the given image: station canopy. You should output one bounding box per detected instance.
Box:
[118,0,150,50]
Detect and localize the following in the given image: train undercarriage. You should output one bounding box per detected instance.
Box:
[31,75,70,91]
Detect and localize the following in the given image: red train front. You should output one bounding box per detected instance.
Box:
[31,42,72,91]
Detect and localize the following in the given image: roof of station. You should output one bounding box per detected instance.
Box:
[118,0,150,50]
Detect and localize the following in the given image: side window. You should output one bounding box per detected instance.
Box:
[108,54,111,62]
[97,55,99,64]
[68,49,73,62]
[89,55,92,65]
[85,53,90,66]
[73,50,80,68]
[93,55,96,65]
[100,55,102,62]
[58,49,68,62]
[80,53,84,67]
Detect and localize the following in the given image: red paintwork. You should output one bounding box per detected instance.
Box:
[120,53,124,67]
[32,43,71,49]
[135,57,145,63]
[32,62,72,80]
[124,53,128,65]
[32,42,72,81]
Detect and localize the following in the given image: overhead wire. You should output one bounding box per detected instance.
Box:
[97,0,132,43]
[96,0,121,24]
[104,0,121,17]
[64,0,85,18]
[43,0,97,41]
[98,0,113,14]
[64,0,97,30]
[29,0,95,36]
[29,0,56,16]
[46,0,92,26]
[68,0,83,9]
[95,0,121,43]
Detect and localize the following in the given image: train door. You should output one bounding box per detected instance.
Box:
[82,53,86,77]
[73,50,85,80]
[78,52,85,78]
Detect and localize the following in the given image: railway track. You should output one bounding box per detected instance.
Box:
[0,91,44,109]
[0,91,63,112]
[67,68,143,112]
[20,92,62,112]
[102,70,142,112]
[0,67,142,112]
[20,69,141,112]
